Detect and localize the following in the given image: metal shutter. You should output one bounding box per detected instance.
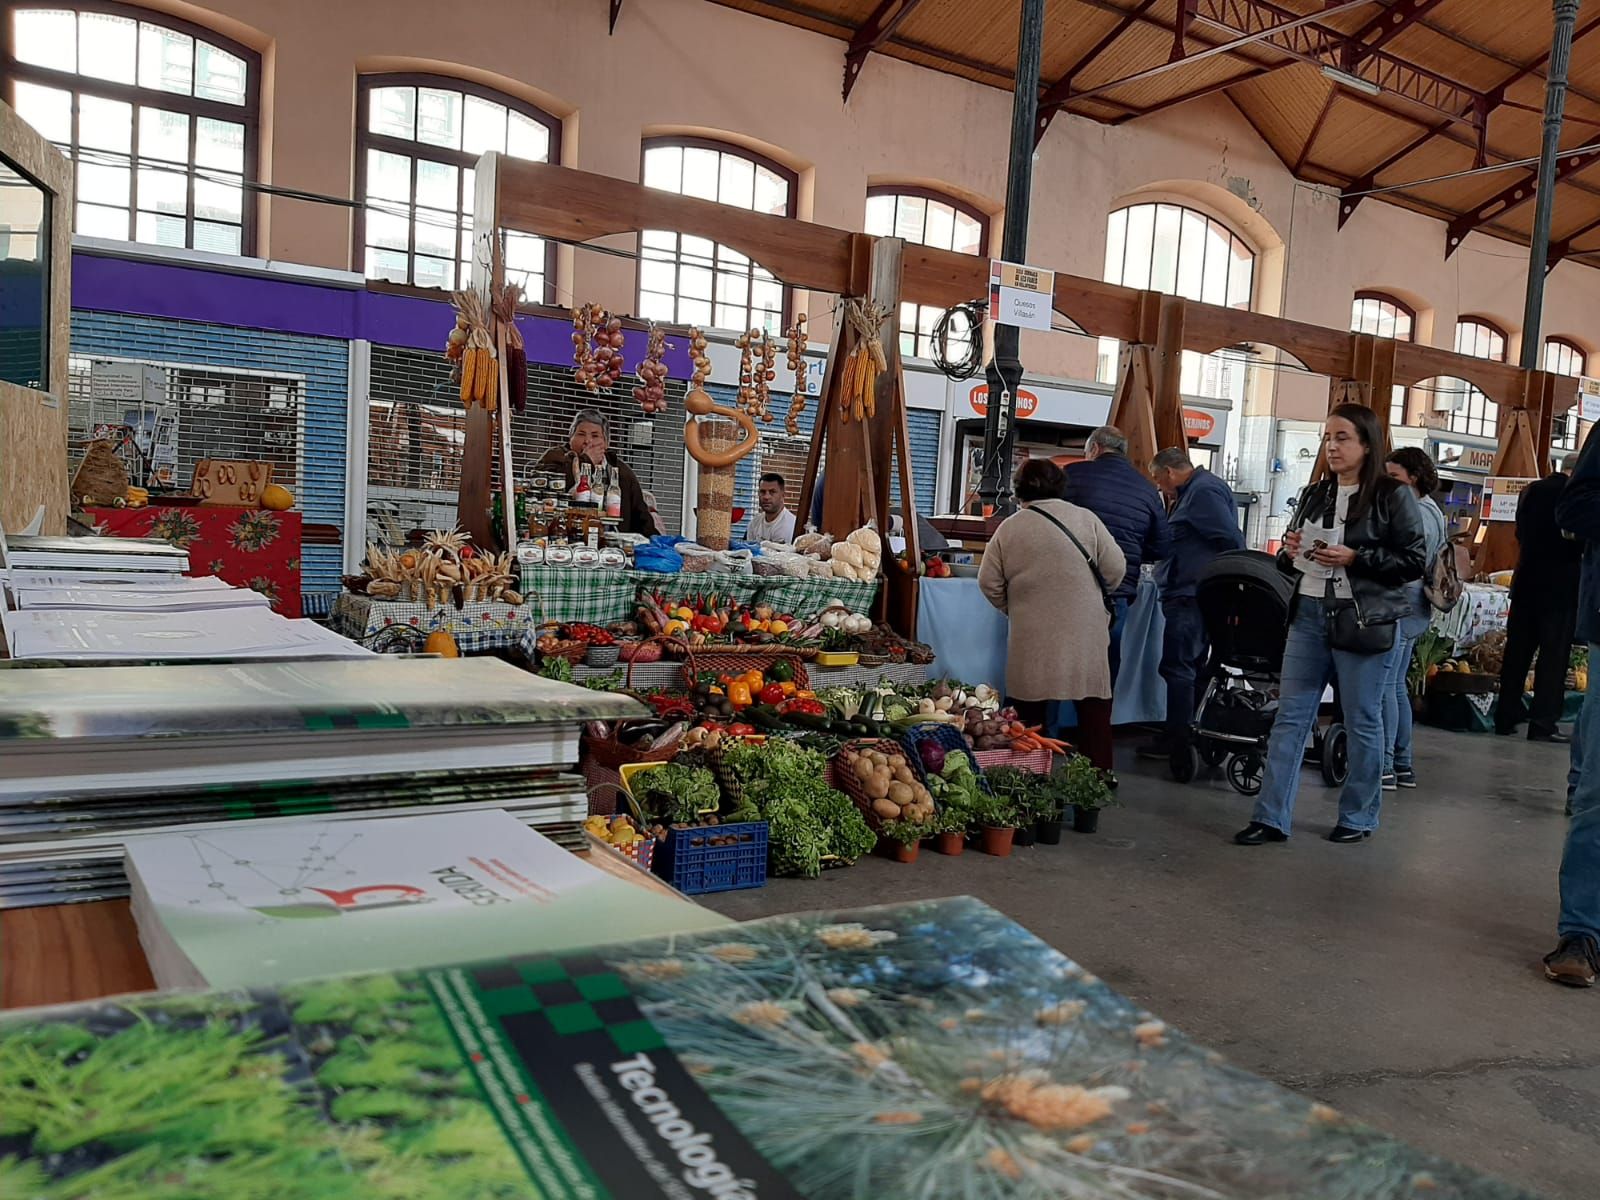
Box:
[366,344,688,544]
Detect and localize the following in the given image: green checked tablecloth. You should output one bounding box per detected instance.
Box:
[329,593,539,654]
[517,565,879,626]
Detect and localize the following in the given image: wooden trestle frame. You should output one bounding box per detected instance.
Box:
[462,155,1575,619]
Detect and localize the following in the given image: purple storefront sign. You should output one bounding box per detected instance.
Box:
[71,251,692,373]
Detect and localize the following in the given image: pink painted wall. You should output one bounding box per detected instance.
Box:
[118,0,1600,405]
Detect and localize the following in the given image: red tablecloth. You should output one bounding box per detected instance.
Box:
[85,504,303,617]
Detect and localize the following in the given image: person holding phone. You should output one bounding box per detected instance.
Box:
[1235,404,1426,846]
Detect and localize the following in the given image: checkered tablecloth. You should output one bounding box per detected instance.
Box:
[330,593,539,653]
[517,566,878,626]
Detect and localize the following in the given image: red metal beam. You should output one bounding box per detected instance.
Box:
[1293,91,1338,174]
[1547,214,1600,271]
[1339,11,1600,226]
[842,0,929,101]
[1107,64,1273,123]
[1038,0,1162,104]
[1446,146,1600,258]
[1343,0,1450,66]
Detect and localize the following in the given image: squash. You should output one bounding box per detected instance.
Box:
[424,630,460,658]
[260,484,294,511]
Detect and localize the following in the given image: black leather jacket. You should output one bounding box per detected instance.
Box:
[1277,477,1427,627]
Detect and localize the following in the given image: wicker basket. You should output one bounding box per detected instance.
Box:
[681,649,811,689]
[586,643,621,668]
[832,739,919,833]
[973,747,1055,774]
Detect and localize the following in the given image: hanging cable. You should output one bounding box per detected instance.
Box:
[929,298,986,380]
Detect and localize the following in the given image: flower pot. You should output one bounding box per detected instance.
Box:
[979,826,1015,857]
[1013,823,1037,847]
[1072,805,1100,834]
[877,836,919,863]
[934,830,965,856]
[1036,817,1063,844]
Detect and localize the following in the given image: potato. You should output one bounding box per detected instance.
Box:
[873,768,893,798]
[887,782,913,808]
[853,759,876,783]
[872,797,899,820]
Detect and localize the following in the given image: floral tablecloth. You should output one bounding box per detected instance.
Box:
[85,504,302,617]
[1431,582,1510,649]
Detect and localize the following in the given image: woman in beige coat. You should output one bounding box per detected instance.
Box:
[978,459,1127,770]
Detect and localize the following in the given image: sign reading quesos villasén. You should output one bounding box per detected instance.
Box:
[988,260,1055,332]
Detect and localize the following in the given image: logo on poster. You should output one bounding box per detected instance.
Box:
[968,385,1038,418]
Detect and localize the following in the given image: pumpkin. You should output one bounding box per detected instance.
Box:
[423,630,460,658]
[260,484,295,511]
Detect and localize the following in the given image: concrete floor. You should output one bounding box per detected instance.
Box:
[702,725,1595,1199]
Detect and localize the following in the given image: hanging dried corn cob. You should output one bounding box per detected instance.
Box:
[785,313,809,435]
[491,282,526,415]
[449,289,495,409]
[839,299,889,422]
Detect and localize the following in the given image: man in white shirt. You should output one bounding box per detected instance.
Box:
[745,472,797,544]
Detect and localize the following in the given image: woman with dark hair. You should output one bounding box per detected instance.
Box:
[978,459,1127,770]
[1381,446,1449,789]
[1235,404,1426,845]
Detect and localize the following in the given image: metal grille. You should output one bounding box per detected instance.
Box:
[66,354,304,495]
[365,344,688,545]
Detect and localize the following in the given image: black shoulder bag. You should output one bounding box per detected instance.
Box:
[1309,488,1395,655]
[1028,505,1116,627]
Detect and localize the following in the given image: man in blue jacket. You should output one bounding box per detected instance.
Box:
[1140,447,1244,758]
[1547,423,1600,985]
[1063,426,1171,684]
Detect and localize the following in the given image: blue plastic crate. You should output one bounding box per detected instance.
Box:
[899,722,989,791]
[654,820,769,895]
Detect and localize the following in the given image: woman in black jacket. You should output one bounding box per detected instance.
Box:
[1236,404,1427,846]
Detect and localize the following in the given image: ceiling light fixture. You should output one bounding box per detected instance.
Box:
[1321,65,1382,96]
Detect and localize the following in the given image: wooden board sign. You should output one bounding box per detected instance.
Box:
[192,460,274,506]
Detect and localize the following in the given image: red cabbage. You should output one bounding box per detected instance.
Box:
[919,741,946,775]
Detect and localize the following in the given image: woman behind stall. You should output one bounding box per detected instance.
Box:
[536,409,655,534]
[978,459,1127,771]
[1235,404,1426,846]
[1380,447,1448,790]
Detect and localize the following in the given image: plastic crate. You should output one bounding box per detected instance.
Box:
[654,821,769,895]
[973,747,1054,774]
[900,721,987,790]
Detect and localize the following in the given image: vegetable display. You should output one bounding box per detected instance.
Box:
[720,741,874,877]
[631,764,721,826]
[842,745,935,825]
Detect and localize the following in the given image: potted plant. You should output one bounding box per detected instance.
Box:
[877,819,929,864]
[972,793,1019,857]
[1059,753,1117,833]
[1033,773,1066,844]
[931,807,967,856]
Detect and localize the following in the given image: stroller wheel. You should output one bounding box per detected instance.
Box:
[1199,743,1229,768]
[1320,724,1350,787]
[1228,752,1265,796]
[1169,742,1200,784]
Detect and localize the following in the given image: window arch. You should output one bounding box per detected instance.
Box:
[1097,201,1255,406]
[4,2,259,253]
[1545,336,1586,453]
[863,187,988,360]
[355,73,559,299]
[1350,292,1416,428]
[639,136,795,335]
[1442,318,1507,440]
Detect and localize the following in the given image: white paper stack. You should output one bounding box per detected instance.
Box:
[125,810,726,989]
[0,606,372,661]
[12,585,271,611]
[1,534,190,574]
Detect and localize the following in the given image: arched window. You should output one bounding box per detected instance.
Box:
[1350,292,1415,428]
[4,3,259,253]
[863,187,988,360]
[356,74,559,299]
[1544,336,1586,453]
[639,137,794,335]
[1445,318,1507,440]
[1097,202,1255,406]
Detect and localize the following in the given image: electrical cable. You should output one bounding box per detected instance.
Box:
[929,299,986,380]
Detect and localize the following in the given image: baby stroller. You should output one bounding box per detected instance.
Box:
[1168,550,1349,796]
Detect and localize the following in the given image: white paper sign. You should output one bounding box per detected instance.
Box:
[1578,375,1600,424]
[1481,476,1535,523]
[989,260,1055,331]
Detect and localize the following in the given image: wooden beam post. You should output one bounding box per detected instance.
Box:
[1478,403,1545,575]
[460,151,504,548]
[1152,295,1190,453]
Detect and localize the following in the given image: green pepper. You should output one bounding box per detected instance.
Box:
[768,659,795,683]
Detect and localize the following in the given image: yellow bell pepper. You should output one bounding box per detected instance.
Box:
[778,680,797,698]
[742,669,764,691]
[768,619,789,635]
[663,619,687,636]
[673,606,694,620]
[727,680,753,709]
[796,689,816,700]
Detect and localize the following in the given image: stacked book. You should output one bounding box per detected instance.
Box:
[0,896,1536,1199]
[0,533,191,576]
[0,657,642,908]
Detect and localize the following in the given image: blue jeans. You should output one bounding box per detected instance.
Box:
[1107,596,1131,688]
[1380,615,1429,774]
[1252,597,1391,835]
[1159,596,1208,742]
[1569,693,1587,815]
[1561,650,1600,942]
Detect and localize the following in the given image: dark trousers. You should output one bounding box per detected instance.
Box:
[1496,587,1579,737]
[1012,697,1114,772]
[1107,596,1131,688]
[1159,597,1208,742]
